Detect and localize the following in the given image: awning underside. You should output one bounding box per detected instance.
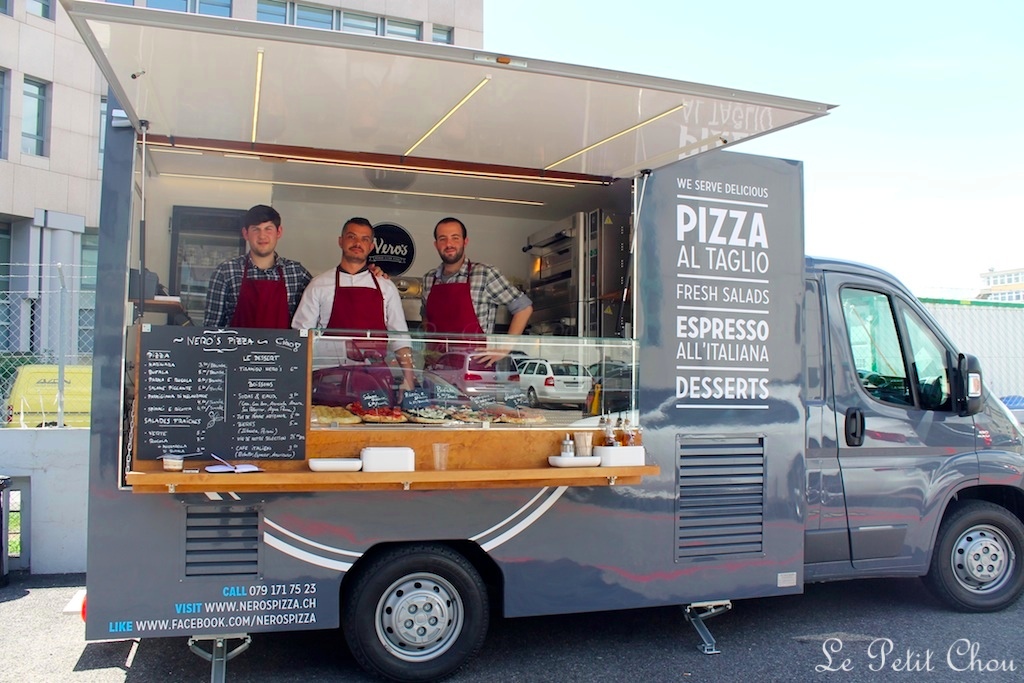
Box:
[64,1,831,216]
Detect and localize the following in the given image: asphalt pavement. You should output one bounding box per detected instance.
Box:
[3,570,1024,682]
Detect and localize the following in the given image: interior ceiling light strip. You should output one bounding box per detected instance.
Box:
[143,140,604,185]
[404,75,491,157]
[149,147,204,155]
[251,48,264,144]
[284,157,576,188]
[159,173,545,206]
[544,103,686,171]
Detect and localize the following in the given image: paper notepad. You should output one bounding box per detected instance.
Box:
[204,453,263,473]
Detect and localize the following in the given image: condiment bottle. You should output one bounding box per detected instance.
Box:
[561,433,575,458]
[613,417,624,446]
[603,418,617,447]
[632,424,643,446]
[617,418,631,446]
[596,416,608,446]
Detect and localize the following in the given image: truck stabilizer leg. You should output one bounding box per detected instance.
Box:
[682,601,732,654]
[188,633,251,683]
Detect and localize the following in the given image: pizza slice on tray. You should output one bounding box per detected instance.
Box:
[347,402,408,423]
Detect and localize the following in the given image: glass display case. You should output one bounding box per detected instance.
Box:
[308,329,637,429]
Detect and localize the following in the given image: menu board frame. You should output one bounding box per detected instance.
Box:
[135,326,309,461]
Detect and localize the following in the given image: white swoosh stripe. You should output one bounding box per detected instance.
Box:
[480,486,568,552]
[264,517,363,558]
[265,487,567,570]
[470,488,551,542]
[264,532,354,571]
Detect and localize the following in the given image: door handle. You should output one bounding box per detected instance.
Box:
[845,407,864,447]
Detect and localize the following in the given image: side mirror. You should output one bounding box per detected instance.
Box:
[955,353,984,417]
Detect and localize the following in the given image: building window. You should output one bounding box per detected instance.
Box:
[256,0,286,23]
[0,223,9,354]
[146,0,187,11]
[78,233,98,354]
[253,5,427,40]
[385,18,420,40]
[98,96,107,169]
[0,70,7,159]
[432,25,453,44]
[295,3,332,29]
[341,11,377,35]
[106,0,134,5]
[26,0,52,18]
[197,0,230,17]
[22,78,49,157]
[1,0,9,15]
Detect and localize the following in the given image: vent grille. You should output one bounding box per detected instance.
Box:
[185,506,260,577]
[677,437,764,560]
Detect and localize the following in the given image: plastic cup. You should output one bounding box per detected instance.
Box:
[432,443,449,470]
[162,456,184,472]
[573,432,594,457]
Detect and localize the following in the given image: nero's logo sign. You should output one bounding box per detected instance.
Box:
[369,222,416,277]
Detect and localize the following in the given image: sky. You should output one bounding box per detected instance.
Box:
[482,0,1024,299]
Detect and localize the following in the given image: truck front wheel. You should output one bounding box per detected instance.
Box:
[342,544,488,682]
[924,501,1024,612]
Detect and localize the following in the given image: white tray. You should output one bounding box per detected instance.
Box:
[309,458,363,472]
[548,456,601,468]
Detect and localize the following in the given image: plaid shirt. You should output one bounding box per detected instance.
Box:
[203,254,312,328]
[422,260,531,334]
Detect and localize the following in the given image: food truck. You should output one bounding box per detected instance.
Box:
[61,2,1024,681]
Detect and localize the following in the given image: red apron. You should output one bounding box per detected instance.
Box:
[229,262,290,329]
[425,262,485,353]
[327,267,388,362]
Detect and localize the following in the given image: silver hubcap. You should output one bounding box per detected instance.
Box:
[951,524,1015,593]
[375,572,463,662]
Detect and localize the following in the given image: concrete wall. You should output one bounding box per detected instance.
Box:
[0,429,89,574]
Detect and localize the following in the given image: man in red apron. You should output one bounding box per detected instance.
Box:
[422,217,533,358]
[292,218,416,394]
[203,205,311,329]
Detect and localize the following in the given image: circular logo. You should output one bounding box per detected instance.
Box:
[369,222,415,277]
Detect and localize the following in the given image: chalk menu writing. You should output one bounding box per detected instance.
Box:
[673,175,772,409]
[137,327,308,460]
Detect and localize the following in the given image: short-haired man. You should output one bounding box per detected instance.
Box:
[292,218,415,394]
[203,204,311,329]
[422,217,533,336]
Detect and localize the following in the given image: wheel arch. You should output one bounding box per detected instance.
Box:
[939,485,1024,528]
[927,485,1024,566]
[340,539,505,617]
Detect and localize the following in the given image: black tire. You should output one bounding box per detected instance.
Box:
[527,387,539,408]
[342,544,489,682]
[923,501,1024,612]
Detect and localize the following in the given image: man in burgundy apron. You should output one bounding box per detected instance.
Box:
[422,217,533,357]
[292,218,416,394]
[203,205,311,329]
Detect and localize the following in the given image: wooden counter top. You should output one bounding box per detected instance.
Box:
[124,464,659,493]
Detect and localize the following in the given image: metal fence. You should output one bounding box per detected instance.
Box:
[1,262,95,419]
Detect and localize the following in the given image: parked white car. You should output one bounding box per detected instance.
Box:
[517,359,593,409]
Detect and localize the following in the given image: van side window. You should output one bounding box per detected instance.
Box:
[840,288,912,406]
[897,302,952,411]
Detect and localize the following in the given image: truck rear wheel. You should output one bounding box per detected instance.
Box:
[342,544,488,682]
[923,501,1024,612]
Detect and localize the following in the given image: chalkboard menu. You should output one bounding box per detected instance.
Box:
[137,327,309,461]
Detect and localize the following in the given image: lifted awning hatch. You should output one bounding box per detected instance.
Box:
[62,1,832,211]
